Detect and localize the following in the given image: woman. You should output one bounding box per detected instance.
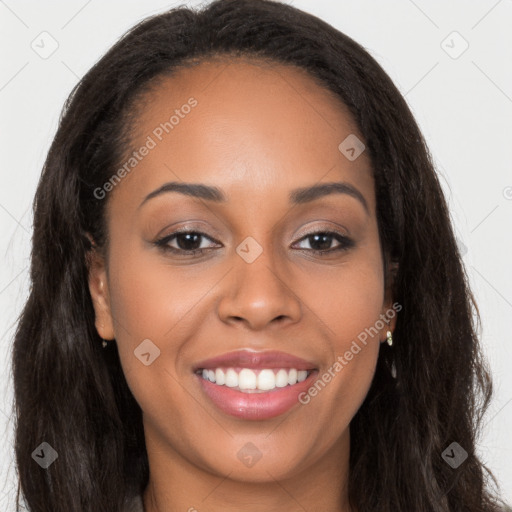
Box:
[12,0,508,511]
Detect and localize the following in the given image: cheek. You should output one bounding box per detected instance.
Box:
[107,224,385,371]
[309,251,385,347]
[107,241,203,340]
[100,226,386,475]
[296,251,385,423]
[105,247,202,432]
[314,269,383,328]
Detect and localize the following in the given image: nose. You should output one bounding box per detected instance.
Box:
[216,245,302,331]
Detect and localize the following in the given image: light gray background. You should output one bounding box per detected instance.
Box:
[1,0,511,509]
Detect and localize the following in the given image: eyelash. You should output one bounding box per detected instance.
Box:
[153,228,355,257]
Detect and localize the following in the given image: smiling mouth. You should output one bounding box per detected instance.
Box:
[194,367,316,393]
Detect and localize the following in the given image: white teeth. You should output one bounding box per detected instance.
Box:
[297,370,307,382]
[275,369,289,387]
[215,368,225,385]
[238,368,257,390]
[199,367,312,392]
[287,368,297,385]
[257,369,276,390]
[225,368,238,387]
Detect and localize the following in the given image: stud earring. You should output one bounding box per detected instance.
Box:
[385,331,397,379]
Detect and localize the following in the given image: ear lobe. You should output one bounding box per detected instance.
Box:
[86,243,115,340]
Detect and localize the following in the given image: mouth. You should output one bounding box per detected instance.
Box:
[193,350,319,420]
[194,367,315,393]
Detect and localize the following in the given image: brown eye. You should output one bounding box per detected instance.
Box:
[153,229,354,257]
[293,231,355,254]
[154,230,219,255]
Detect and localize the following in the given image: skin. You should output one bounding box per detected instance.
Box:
[88,57,397,512]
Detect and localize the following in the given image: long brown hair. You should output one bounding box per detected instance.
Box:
[12,0,506,510]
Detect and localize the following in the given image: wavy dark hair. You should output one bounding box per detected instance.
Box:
[11,0,506,511]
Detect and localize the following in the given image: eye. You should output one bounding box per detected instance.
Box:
[153,228,355,257]
[293,230,354,254]
[154,230,219,255]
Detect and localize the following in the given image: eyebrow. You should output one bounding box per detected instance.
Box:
[138,180,369,213]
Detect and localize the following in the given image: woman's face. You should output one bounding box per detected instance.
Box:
[89,58,396,485]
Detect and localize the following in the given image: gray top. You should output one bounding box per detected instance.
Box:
[123,493,511,511]
[124,493,144,512]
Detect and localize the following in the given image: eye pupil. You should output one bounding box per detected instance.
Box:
[177,233,201,251]
[309,233,332,251]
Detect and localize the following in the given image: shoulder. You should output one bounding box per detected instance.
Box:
[120,497,512,512]
[124,493,144,512]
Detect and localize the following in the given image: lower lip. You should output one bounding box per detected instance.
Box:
[196,371,318,420]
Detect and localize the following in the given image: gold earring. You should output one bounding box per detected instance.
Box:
[386,330,393,346]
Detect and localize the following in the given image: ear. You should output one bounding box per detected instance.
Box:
[86,235,115,340]
[380,261,399,343]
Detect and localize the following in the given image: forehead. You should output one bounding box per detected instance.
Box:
[112,56,373,210]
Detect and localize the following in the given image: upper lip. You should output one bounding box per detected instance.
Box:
[193,349,318,372]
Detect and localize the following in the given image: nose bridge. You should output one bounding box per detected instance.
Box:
[216,233,302,329]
